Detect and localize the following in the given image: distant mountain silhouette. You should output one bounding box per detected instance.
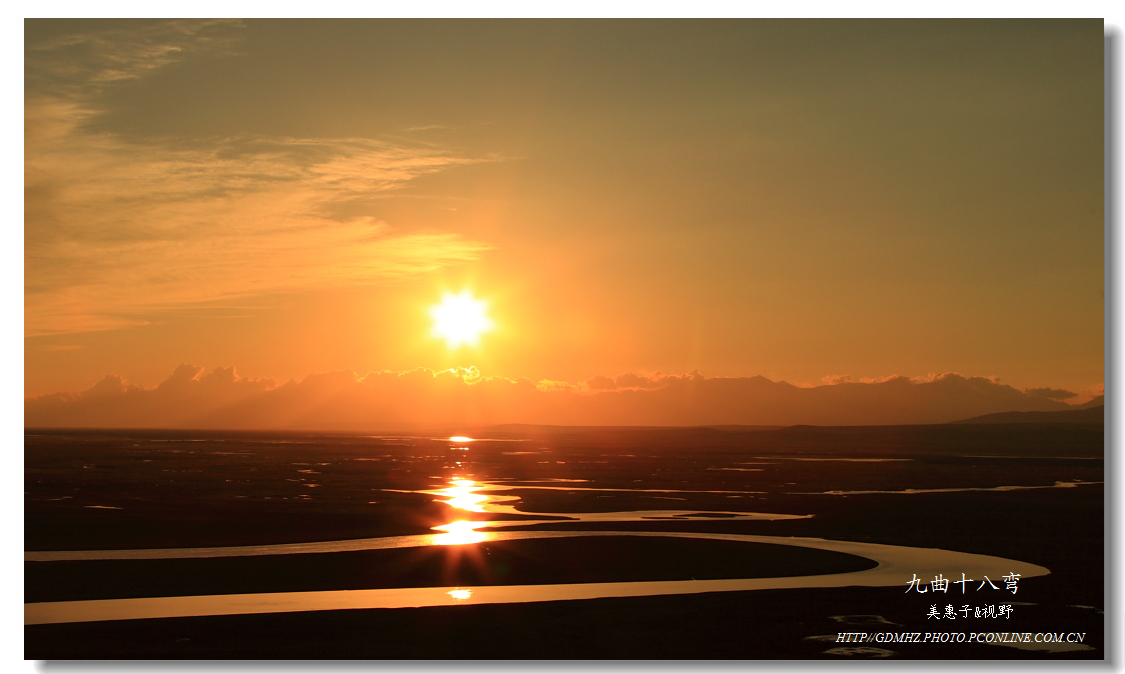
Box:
[953,405,1103,425]
[25,364,1096,430]
[1077,395,1104,409]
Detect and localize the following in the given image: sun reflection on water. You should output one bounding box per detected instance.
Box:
[430,478,500,545]
[437,479,488,512]
[448,588,473,600]
[432,519,489,545]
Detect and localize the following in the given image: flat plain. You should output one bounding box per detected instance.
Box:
[25,421,1104,659]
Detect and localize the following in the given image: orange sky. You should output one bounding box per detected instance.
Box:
[24,20,1104,406]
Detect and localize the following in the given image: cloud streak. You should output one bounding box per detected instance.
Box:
[26,366,1086,431]
[26,20,495,336]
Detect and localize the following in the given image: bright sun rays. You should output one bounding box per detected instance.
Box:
[429,291,494,349]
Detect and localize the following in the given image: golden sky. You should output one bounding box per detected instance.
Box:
[24,19,1104,404]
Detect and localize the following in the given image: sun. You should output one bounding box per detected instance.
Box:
[429,291,494,349]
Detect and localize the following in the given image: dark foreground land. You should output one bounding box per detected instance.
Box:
[25,422,1104,659]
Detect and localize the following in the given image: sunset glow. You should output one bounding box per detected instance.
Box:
[21,19,1105,662]
[429,291,494,349]
[19,18,1103,426]
[23,20,1103,414]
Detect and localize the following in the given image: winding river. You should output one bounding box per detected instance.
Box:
[25,479,1050,626]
